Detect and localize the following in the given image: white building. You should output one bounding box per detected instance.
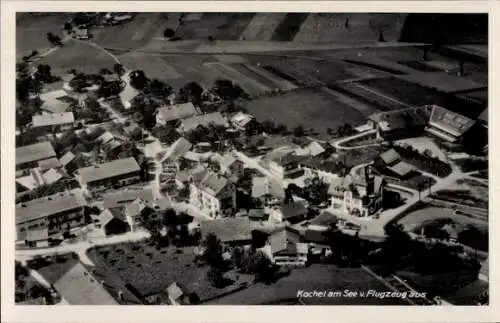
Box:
[189,170,236,219]
[32,112,75,133]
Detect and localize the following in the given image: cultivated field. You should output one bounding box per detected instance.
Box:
[92,13,166,51]
[243,88,366,135]
[433,178,489,210]
[37,41,118,76]
[240,13,286,41]
[175,13,255,41]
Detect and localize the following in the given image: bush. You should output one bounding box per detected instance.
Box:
[163,28,175,38]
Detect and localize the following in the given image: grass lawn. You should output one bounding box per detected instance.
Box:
[397,206,487,232]
[205,264,408,305]
[175,13,255,41]
[16,13,72,56]
[433,179,488,210]
[243,88,365,135]
[37,41,118,77]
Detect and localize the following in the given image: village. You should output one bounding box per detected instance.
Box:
[14,12,488,306]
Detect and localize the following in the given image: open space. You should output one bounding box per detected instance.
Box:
[243,88,366,135]
[175,13,255,41]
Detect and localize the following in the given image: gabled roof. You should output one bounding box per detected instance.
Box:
[16,189,87,224]
[54,262,119,305]
[181,112,227,132]
[161,137,192,162]
[99,208,125,227]
[43,168,64,185]
[378,149,401,165]
[305,141,326,157]
[388,161,414,177]
[158,103,197,122]
[103,188,154,209]
[40,89,76,114]
[272,153,305,166]
[26,227,49,241]
[251,176,285,199]
[77,157,140,184]
[195,171,230,197]
[167,282,184,301]
[16,142,56,166]
[32,112,74,128]
[428,105,475,137]
[369,106,430,132]
[38,157,62,172]
[200,217,252,243]
[281,200,308,220]
[97,131,114,145]
[59,151,76,167]
[230,111,254,128]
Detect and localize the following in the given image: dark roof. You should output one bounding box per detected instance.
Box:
[200,217,252,243]
[16,142,56,166]
[428,105,475,137]
[302,229,330,245]
[77,157,140,184]
[248,209,267,219]
[281,201,308,220]
[16,189,87,224]
[273,153,305,166]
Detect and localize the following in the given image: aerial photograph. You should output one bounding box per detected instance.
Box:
[14,12,488,306]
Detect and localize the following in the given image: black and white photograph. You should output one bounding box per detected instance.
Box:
[8,8,489,310]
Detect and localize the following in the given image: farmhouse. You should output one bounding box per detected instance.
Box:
[200,217,252,246]
[16,141,57,172]
[368,106,431,140]
[425,105,476,142]
[96,208,130,236]
[373,149,415,179]
[189,170,236,218]
[328,165,385,218]
[76,157,141,191]
[299,158,343,184]
[32,112,75,133]
[156,103,198,125]
[102,188,154,209]
[16,189,87,241]
[179,112,228,132]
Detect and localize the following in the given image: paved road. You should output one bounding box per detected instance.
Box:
[332,129,378,150]
[233,150,289,188]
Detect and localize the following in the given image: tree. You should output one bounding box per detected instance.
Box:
[231,246,245,271]
[163,28,175,38]
[457,226,488,252]
[99,68,113,75]
[293,125,305,137]
[129,70,149,90]
[206,265,225,288]
[306,178,329,205]
[177,81,204,104]
[64,22,73,32]
[202,233,225,268]
[208,35,214,42]
[113,63,125,76]
[150,79,173,100]
[212,79,246,101]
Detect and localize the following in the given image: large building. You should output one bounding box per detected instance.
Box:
[16,189,87,241]
[328,165,385,218]
[425,105,476,142]
[368,106,431,140]
[179,112,227,132]
[32,112,75,133]
[76,157,141,192]
[156,102,197,125]
[16,142,57,173]
[189,170,236,218]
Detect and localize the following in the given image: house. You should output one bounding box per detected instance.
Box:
[16,168,48,191]
[279,199,308,224]
[189,170,236,219]
[179,112,227,132]
[425,105,476,142]
[296,140,331,158]
[161,137,193,164]
[32,112,75,133]
[76,157,141,192]
[38,157,62,172]
[73,25,89,40]
[230,111,256,131]
[25,227,50,248]
[102,187,154,209]
[200,217,252,246]
[39,89,77,114]
[156,102,198,125]
[251,176,285,207]
[368,106,431,140]
[125,197,172,231]
[328,165,385,218]
[53,261,120,305]
[59,151,76,169]
[299,158,343,184]
[373,149,415,179]
[273,242,309,267]
[212,152,244,177]
[266,152,305,180]
[16,141,57,172]
[96,208,130,236]
[16,189,87,241]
